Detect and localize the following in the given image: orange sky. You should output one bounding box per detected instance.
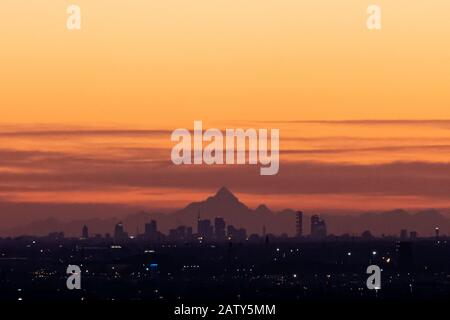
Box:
[1,0,450,125]
[0,1,450,213]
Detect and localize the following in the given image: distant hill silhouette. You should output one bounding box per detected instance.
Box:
[1,187,449,237]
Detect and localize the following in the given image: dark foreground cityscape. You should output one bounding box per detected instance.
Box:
[1,210,449,303]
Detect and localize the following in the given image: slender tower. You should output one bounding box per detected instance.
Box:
[296,211,303,238]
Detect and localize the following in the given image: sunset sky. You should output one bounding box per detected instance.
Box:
[0,1,450,224]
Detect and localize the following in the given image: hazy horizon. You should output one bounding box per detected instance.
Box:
[1,187,449,237]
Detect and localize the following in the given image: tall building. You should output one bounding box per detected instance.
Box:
[168,226,187,242]
[82,225,89,239]
[187,227,193,239]
[145,220,157,237]
[435,227,440,239]
[296,211,303,237]
[114,222,128,240]
[214,217,226,241]
[143,220,160,242]
[400,229,408,240]
[310,215,327,239]
[198,219,213,240]
[227,225,247,242]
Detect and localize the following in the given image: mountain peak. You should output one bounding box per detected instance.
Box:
[214,187,237,200]
[255,204,271,213]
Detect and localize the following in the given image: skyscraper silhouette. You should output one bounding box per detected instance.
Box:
[214,217,226,241]
[114,222,128,240]
[198,219,213,240]
[145,220,157,237]
[310,215,327,239]
[296,211,303,237]
[82,225,89,239]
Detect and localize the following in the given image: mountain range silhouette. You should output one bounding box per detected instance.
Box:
[1,187,449,237]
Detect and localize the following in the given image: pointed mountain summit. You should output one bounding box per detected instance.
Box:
[171,187,255,230]
[211,186,239,202]
[204,186,247,211]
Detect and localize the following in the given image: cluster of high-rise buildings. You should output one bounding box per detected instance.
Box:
[74,213,251,243]
[196,216,247,242]
[130,215,248,243]
[42,212,444,242]
[77,211,441,243]
[78,211,330,242]
[295,211,327,239]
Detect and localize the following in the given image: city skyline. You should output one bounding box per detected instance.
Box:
[76,212,435,243]
[2,187,447,239]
